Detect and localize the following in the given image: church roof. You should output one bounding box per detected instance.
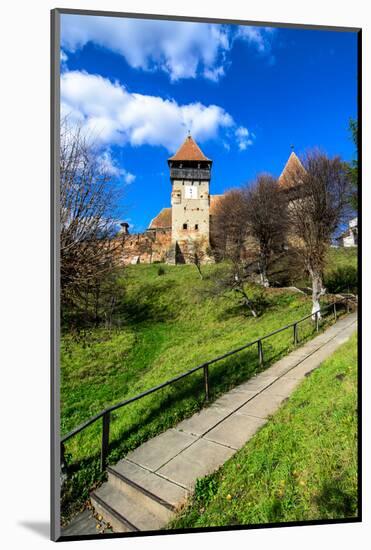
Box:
[278,151,306,188]
[168,135,211,162]
[148,207,172,229]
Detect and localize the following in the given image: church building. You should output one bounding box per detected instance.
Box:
[119,136,303,265]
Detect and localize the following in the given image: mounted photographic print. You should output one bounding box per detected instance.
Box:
[51,8,361,542]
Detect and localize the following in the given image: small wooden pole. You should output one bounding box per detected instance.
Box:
[101,412,110,472]
[293,323,298,345]
[258,339,264,368]
[203,364,210,402]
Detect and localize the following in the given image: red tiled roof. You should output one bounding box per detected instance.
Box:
[278,152,306,188]
[148,207,172,229]
[168,135,211,162]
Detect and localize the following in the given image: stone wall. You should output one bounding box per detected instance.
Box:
[118,229,172,265]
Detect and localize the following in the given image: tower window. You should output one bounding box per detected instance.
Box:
[183,223,188,230]
[195,224,199,230]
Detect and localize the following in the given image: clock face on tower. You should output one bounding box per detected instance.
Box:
[184,185,198,199]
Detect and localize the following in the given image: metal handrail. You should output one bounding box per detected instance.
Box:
[61,297,350,471]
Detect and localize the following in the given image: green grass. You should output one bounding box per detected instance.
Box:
[170,332,358,528]
[60,256,350,522]
[325,247,357,273]
[293,247,357,289]
[324,248,358,294]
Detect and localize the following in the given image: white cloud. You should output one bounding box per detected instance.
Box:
[61,16,277,81]
[203,65,225,82]
[236,26,276,55]
[123,172,136,185]
[61,70,242,152]
[235,126,253,151]
[97,150,136,184]
[61,15,230,82]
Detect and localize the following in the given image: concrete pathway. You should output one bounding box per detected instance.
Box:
[62,312,357,536]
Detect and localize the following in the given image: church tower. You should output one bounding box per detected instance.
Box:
[167,135,212,263]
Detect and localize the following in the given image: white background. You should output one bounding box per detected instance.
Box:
[0,0,369,548]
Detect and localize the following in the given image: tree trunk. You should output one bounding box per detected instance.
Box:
[311,272,323,320]
[260,270,270,288]
[259,252,270,288]
[195,262,203,280]
[235,287,258,318]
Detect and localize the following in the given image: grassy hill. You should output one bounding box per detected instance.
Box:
[60,248,356,521]
[325,247,357,272]
[170,332,358,528]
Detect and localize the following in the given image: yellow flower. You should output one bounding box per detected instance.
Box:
[226,494,232,501]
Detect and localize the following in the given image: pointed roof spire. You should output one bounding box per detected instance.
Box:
[168,135,211,162]
[278,151,306,188]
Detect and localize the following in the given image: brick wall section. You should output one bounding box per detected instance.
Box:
[117,229,172,265]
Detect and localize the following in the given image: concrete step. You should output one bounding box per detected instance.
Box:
[91,482,167,533]
[107,459,188,521]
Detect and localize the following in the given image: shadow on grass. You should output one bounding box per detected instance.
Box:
[314,478,357,518]
[115,279,179,325]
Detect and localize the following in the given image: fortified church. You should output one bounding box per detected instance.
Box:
[119,135,303,265]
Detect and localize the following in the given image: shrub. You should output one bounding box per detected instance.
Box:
[325,265,358,294]
[157,266,166,276]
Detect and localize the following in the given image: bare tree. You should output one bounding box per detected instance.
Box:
[183,236,210,279]
[211,189,250,262]
[211,190,258,317]
[60,119,125,317]
[243,174,288,287]
[285,150,351,318]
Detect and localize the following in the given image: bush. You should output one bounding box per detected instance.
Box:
[325,265,358,294]
[157,266,166,276]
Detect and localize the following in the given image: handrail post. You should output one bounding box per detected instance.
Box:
[101,411,110,472]
[346,297,350,314]
[333,302,337,321]
[315,311,319,332]
[203,364,210,402]
[258,339,264,368]
[293,323,298,346]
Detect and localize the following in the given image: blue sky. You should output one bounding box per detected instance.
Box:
[60,15,358,232]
